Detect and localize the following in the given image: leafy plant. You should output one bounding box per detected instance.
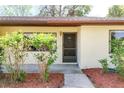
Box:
[110,39,124,65]
[16,70,26,82]
[32,33,57,82]
[116,63,124,77]
[0,47,4,73]
[110,39,124,77]
[0,32,27,82]
[98,58,109,73]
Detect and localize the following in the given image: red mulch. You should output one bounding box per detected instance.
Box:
[0,73,64,88]
[83,68,124,88]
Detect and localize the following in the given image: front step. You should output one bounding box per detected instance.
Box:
[2,64,82,74]
[49,64,82,74]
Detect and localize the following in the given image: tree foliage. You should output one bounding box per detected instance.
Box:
[108,5,124,17]
[0,5,32,16]
[38,5,92,17]
[0,5,92,17]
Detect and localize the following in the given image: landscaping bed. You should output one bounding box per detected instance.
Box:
[83,68,124,88]
[0,73,64,88]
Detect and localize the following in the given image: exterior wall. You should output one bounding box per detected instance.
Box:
[0,26,80,64]
[80,25,124,69]
[1,25,124,68]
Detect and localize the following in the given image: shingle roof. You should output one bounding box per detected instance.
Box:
[0,16,124,26]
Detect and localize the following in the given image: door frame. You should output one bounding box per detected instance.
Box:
[62,32,77,63]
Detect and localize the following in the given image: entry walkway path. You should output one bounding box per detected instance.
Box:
[49,64,94,88]
[63,74,94,88]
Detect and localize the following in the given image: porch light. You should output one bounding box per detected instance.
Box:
[60,31,63,36]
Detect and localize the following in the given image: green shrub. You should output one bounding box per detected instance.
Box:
[16,70,26,82]
[98,58,109,73]
[0,32,27,82]
[110,39,124,66]
[0,47,4,73]
[32,33,57,82]
[0,32,57,82]
[110,39,124,77]
[10,70,26,82]
[115,62,124,77]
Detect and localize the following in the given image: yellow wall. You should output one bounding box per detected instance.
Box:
[0,26,80,64]
[0,26,80,34]
[80,25,124,68]
[2,25,124,68]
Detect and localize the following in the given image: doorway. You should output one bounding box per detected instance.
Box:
[63,32,77,63]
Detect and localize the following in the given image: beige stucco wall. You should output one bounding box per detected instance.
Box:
[1,25,124,68]
[79,25,124,69]
[0,26,80,64]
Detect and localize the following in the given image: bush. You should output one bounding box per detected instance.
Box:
[98,58,109,73]
[116,64,124,77]
[0,32,27,82]
[0,47,4,73]
[110,39,124,77]
[110,39,124,66]
[0,32,57,82]
[16,70,27,82]
[32,34,57,82]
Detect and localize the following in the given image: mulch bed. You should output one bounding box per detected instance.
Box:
[83,68,124,88]
[0,73,64,88]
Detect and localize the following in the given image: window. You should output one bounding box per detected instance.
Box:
[110,30,124,53]
[111,31,124,39]
[24,32,57,51]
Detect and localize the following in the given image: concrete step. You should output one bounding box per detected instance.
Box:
[49,64,82,74]
[2,64,81,73]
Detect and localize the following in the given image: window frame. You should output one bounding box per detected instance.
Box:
[109,30,124,53]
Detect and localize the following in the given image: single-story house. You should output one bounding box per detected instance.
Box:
[0,16,124,69]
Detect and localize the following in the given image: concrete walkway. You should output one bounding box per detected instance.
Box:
[49,64,94,88]
[63,74,94,88]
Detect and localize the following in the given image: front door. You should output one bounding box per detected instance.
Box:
[63,33,77,63]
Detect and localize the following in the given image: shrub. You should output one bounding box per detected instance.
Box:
[116,63,124,77]
[110,39,124,66]
[0,32,57,82]
[0,47,4,73]
[98,58,109,73]
[32,33,57,82]
[110,39,124,77]
[16,70,26,82]
[0,32,27,82]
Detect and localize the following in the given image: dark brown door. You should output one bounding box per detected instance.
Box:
[63,33,77,63]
